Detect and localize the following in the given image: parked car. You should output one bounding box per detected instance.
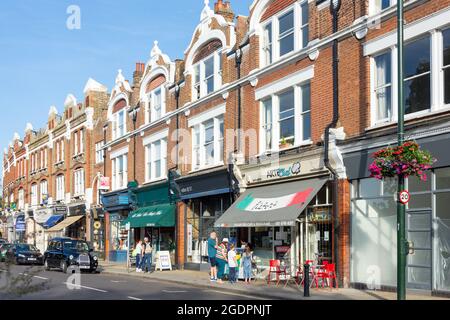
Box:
[0,239,7,245]
[44,237,98,273]
[0,243,12,262]
[5,243,44,265]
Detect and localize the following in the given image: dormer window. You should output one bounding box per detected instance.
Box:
[146,84,166,123]
[192,42,223,100]
[261,1,309,67]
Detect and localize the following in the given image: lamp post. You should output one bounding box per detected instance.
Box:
[128,105,140,184]
[396,0,407,301]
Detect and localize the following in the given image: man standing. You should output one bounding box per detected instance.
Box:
[208,231,218,282]
[141,237,153,273]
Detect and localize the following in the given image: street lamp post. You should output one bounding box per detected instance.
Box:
[397,0,407,301]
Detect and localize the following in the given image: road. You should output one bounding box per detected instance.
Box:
[0,264,268,300]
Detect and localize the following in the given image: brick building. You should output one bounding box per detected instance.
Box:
[2,0,450,296]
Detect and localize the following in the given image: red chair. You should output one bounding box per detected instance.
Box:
[267,260,286,286]
[317,263,338,289]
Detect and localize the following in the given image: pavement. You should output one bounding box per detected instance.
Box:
[98,261,449,301]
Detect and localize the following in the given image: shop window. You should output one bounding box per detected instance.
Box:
[382,177,397,196]
[436,167,450,190]
[359,178,381,198]
[408,193,431,209]
[443,28,450,105]
[436,191,450,291]
[408,175,431,193]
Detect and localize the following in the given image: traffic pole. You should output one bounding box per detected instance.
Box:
[397,0,407,301]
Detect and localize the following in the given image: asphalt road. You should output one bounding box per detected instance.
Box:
[0,264,268,300]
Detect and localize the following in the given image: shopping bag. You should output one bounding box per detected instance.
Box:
[224,264,229,275]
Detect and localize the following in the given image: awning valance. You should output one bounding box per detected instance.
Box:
[46,215,83,232]
[122,204,175,228]
[215,177,328,228]
[43,214,64,229]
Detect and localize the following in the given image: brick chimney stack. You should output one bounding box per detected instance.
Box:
[214,0,234,23]
[133,62,145,86]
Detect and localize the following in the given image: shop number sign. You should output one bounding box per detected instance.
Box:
[399,190,410,205]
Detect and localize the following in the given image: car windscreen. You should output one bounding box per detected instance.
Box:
[16,244,38,252]
[63,240,90,252]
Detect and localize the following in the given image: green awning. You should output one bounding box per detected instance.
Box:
[122,203,175,228]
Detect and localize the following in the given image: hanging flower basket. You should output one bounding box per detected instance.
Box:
[369,141,436,181]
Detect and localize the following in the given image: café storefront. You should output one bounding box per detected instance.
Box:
[216,149,333,275]
[176,167,237,271]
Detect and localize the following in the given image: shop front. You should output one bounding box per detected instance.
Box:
[122,182,176,267]
[101,189,131,263]
[176,167,236,271]
[14,213,26,243]
[343,131,450,296]
[33,205,66,252]
[216,151,333,276]
[45,203,86,241]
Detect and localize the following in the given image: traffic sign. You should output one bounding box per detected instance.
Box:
[399,190,410,205]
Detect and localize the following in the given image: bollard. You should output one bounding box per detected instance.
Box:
[303,264,310,297]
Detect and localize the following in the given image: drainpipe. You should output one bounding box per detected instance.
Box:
[235,47,243,154]
[324,2,340,286]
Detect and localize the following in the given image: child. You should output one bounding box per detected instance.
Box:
[227,243,237,284]
[242,244,253,284]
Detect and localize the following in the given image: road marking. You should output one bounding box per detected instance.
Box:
[33,276,48,280]
[204,290,268,300]
[63,282,108,293]
[162,290,188,293]
[111,280,127,283]
[127,296,142,300]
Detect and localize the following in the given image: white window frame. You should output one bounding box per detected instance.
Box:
[113,109,127,140]
[259,83,311,153]
[191,50,223,100]
[190,113,224,171]
[40,180,48,204]
[74,131,78,155]
[74,168,85,196]
[56,174,65,201]
[260,1,309,67]
[146,85,166,123]
[79,129,84,154]
[369,0,397,16]
[95,141,105,164]
[18,189,24,210]
[112,155,128,190]
[145,139,167,183]
[31,184,38,206]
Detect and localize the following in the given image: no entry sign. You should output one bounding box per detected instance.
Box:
[399,190,410,205]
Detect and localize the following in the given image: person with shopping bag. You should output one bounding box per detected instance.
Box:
[215,238,229,284]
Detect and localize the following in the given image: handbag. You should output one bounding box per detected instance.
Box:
[132,248,139,257]
[224,263,229,275]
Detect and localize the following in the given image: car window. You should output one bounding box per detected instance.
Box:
[55,241,62,251]
[16,244,38,251]
[63,240,89,252]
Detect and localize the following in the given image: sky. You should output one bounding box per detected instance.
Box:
[0,0,253,168]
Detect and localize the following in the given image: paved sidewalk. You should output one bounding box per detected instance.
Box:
[98,261,448,300]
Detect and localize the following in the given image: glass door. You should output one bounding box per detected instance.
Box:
[407,209,432,290]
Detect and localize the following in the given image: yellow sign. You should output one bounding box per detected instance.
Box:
[93,221,101,230]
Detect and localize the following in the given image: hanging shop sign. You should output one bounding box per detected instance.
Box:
[99,177,110,191]
[155,251,172,271]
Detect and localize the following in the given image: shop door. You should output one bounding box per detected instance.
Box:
[407,209,432,290]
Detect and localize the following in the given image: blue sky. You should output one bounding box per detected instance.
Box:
[0,0,253,160]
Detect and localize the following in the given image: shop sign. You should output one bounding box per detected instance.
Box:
[15,215,26,232]
[68,204,86,216]
[266,162,301,179]
[99,177,110,191]
[236,188,313,212]
[34,209,53,224]
[156,251,172,271]
[54,205,67,215]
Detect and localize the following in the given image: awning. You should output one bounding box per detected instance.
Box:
[215,177,328,228]
[43,214,64,229]
[46,215,83,232]
[121,203,175,228]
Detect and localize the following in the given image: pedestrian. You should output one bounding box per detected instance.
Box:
[215,238,229,284]
[133,240,143,273]
[141,237,153,273]
[242,244,253,284]
[207,231,218,282]
[227,243,237,284]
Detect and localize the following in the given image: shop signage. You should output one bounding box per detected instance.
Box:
[155,251,172,271]
[68,204,86,216]
[34,208,53,224]
[236,188,313,212]
[54,205,67,215]
[93,221,102,230]
[266,162,301,179]
[399,190,410,205]
[15,215,26,232]
[176,169,232,199]
[99,177,110,191]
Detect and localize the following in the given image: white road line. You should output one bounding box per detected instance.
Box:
[33,276,48,280]
[128,296,142,300]
[204,290,268,300]
[111,280,127,283]
[162,290,188,293]
[62,282,108,293]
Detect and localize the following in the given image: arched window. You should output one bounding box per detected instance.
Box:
[112,99,127,139]
[145,75,166,123]
[192,39,223,100]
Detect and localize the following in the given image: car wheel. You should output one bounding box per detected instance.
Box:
[61,260,68,274]
[44,259,50,271]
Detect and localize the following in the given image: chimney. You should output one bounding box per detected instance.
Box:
[214,0,234,23]
[133,62,145,86]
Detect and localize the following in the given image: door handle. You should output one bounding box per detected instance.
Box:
[407,241,415,255]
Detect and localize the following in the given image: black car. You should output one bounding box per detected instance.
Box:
[44,238,98,273]
[5,243,44,265]
[0,243,12,262]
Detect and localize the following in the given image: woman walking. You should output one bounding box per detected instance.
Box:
[242,244,253,284]
[215,238,229,284]
[133,240,143,272]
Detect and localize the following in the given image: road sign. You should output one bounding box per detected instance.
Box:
[399,190,410,205]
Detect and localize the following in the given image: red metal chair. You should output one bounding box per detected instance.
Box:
[326,263,338,289]
[267,259,286,286]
